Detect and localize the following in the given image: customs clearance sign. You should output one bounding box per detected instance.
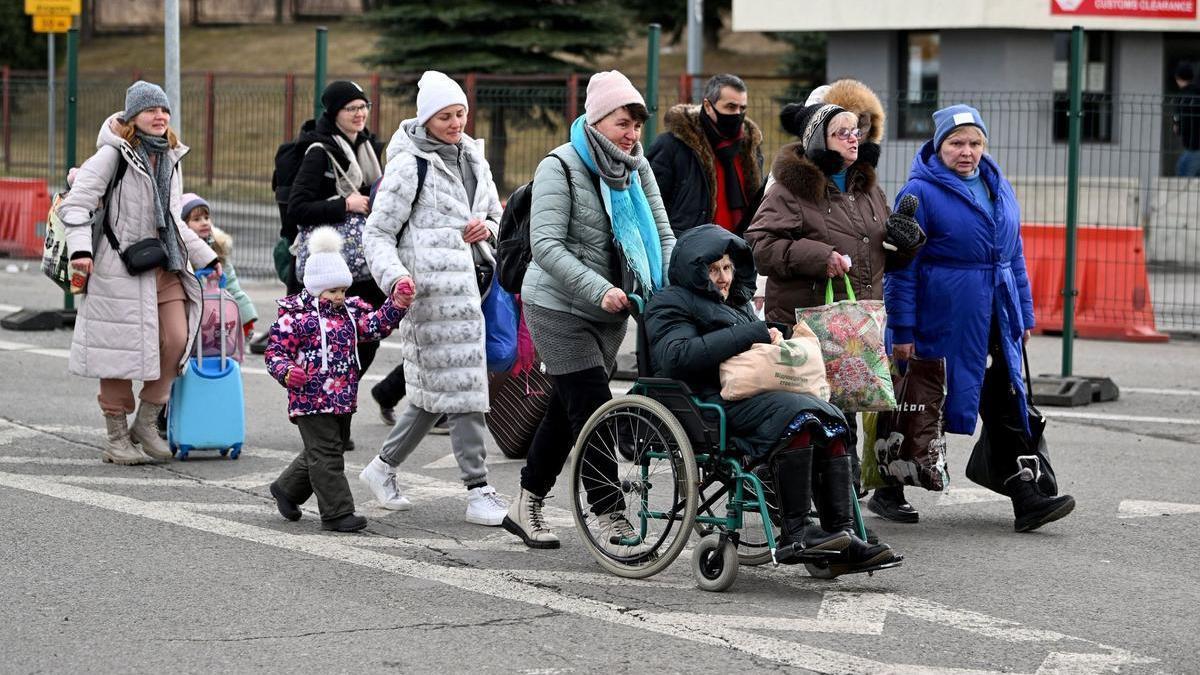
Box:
[1052,0,1197,18]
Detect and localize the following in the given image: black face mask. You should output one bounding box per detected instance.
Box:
[707,103,745,139]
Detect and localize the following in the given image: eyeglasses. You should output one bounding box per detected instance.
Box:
[342,102,372,114]
[829,127,864,141]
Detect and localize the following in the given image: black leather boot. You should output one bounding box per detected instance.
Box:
[770,446,850,564]
[1005,458,1075,532]
[816,454,900,573]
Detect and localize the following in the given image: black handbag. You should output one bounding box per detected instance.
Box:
[965,344,1059,497]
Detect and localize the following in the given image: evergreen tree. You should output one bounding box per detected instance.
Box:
[773,32,826,101]
[628,0,727,48]
[0,4,61,70]
[363,0,633,187]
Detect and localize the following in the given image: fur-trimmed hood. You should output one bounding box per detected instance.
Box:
[662,103,764,218]
[208,226,233,262]
[821,79,886,144]
[771,141,877,204]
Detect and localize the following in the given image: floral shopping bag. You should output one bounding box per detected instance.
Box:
[795,276,896,412]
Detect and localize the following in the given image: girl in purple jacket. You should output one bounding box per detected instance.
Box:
[265,227,412,532]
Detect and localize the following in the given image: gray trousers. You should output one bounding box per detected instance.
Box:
[378,403,488,486]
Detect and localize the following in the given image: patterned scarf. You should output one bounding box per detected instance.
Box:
[570,115,664,295]
[134,131,185,272]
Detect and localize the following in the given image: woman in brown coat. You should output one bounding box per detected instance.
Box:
[745,101,923,521]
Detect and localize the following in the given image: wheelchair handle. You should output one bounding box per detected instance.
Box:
[626,293,646,317]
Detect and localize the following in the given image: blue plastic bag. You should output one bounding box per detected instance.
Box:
[482,272,518,372]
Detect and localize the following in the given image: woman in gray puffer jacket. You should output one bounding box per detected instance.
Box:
[59,81,219,466]
[503,70,675,550]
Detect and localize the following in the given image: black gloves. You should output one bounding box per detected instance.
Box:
[883,194,926,253]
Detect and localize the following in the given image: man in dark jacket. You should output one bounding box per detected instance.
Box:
[1173,63,1200,177]
[643,224,900,574]
[647,74,764,236]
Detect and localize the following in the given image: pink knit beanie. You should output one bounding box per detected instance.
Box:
[584,70,645,125]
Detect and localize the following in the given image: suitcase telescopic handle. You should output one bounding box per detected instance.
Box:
[195,269,229,371]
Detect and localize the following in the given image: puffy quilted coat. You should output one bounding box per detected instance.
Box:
[645,104,764,235]
[60,112,217,381]
[744,142,891,325]
[362,120,501,413]
[265,292,405,419]
[521,142,675,324]
[885,141,1035,435]
[644,225,845,458]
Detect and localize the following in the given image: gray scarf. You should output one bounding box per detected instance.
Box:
[583,124,642,191]
[405,121,478,206]
[134,132,185,272]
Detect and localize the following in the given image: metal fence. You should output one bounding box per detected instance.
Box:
[2,69,1198,334]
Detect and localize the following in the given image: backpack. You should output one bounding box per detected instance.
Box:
[42,157,127,291]
[270,119,321,241]
[496,152,573,295]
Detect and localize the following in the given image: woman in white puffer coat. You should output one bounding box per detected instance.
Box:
[58,81,219,466]
[360,71,508,526]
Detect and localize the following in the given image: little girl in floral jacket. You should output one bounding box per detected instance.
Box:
[265,227,413,533]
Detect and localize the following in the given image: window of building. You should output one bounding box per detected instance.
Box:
[1053,31,1113,142]
[897,32,940,139]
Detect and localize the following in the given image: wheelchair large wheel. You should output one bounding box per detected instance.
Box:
[693,478,776,567]
[569,395,699,579]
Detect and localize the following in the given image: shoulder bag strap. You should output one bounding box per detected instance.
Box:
[98,156,129,255]
[395,156,429,246]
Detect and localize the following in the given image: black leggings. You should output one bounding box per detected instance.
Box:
[520,366,623,514]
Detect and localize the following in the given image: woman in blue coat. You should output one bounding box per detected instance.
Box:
[885,105,1075,532]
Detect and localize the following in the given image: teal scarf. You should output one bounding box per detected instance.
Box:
[569,115,664,295]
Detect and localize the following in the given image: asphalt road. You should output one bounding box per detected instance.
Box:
[0,262,1197,674]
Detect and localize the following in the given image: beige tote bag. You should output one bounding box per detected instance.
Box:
[719,323,831,401]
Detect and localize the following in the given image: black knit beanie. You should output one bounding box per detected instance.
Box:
[321,80,369,121]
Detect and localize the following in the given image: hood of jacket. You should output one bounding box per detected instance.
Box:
[771,141,877,204]
[821,79,886,144]
[909,139,1005,209]
[208,225,233,260]
[667,224,757,306]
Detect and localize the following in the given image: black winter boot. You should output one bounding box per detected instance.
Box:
[770,446,850,564]
[816,454,901,574]
[867,484,919,523]
[1005,457,1075,532]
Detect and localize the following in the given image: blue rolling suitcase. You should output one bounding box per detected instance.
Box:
[167,270,245,460]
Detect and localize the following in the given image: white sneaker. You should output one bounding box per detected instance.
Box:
[465,485,508,526]
[358,456,412,511]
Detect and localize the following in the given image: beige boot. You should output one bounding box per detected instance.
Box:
[501,488,560,549]
[129,401,173,461]
[103,414,152,465]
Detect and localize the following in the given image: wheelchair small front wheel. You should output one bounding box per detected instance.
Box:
[692,533,738,592]
[569,395,698,579]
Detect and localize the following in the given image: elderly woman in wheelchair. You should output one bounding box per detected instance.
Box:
[564,225,900,590]
[648,223,900,569]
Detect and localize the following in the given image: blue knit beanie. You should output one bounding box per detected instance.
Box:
[933,104,987,150]
[122,80,171,121]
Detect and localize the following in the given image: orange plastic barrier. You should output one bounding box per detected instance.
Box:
[1021,222,1167,342]
[0,178,51,258]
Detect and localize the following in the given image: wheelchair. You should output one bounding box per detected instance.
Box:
[566,295,897,592]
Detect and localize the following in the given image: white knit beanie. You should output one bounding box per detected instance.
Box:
[415,71,469,127]
[303,227,353,296]
[584,70,645,125]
